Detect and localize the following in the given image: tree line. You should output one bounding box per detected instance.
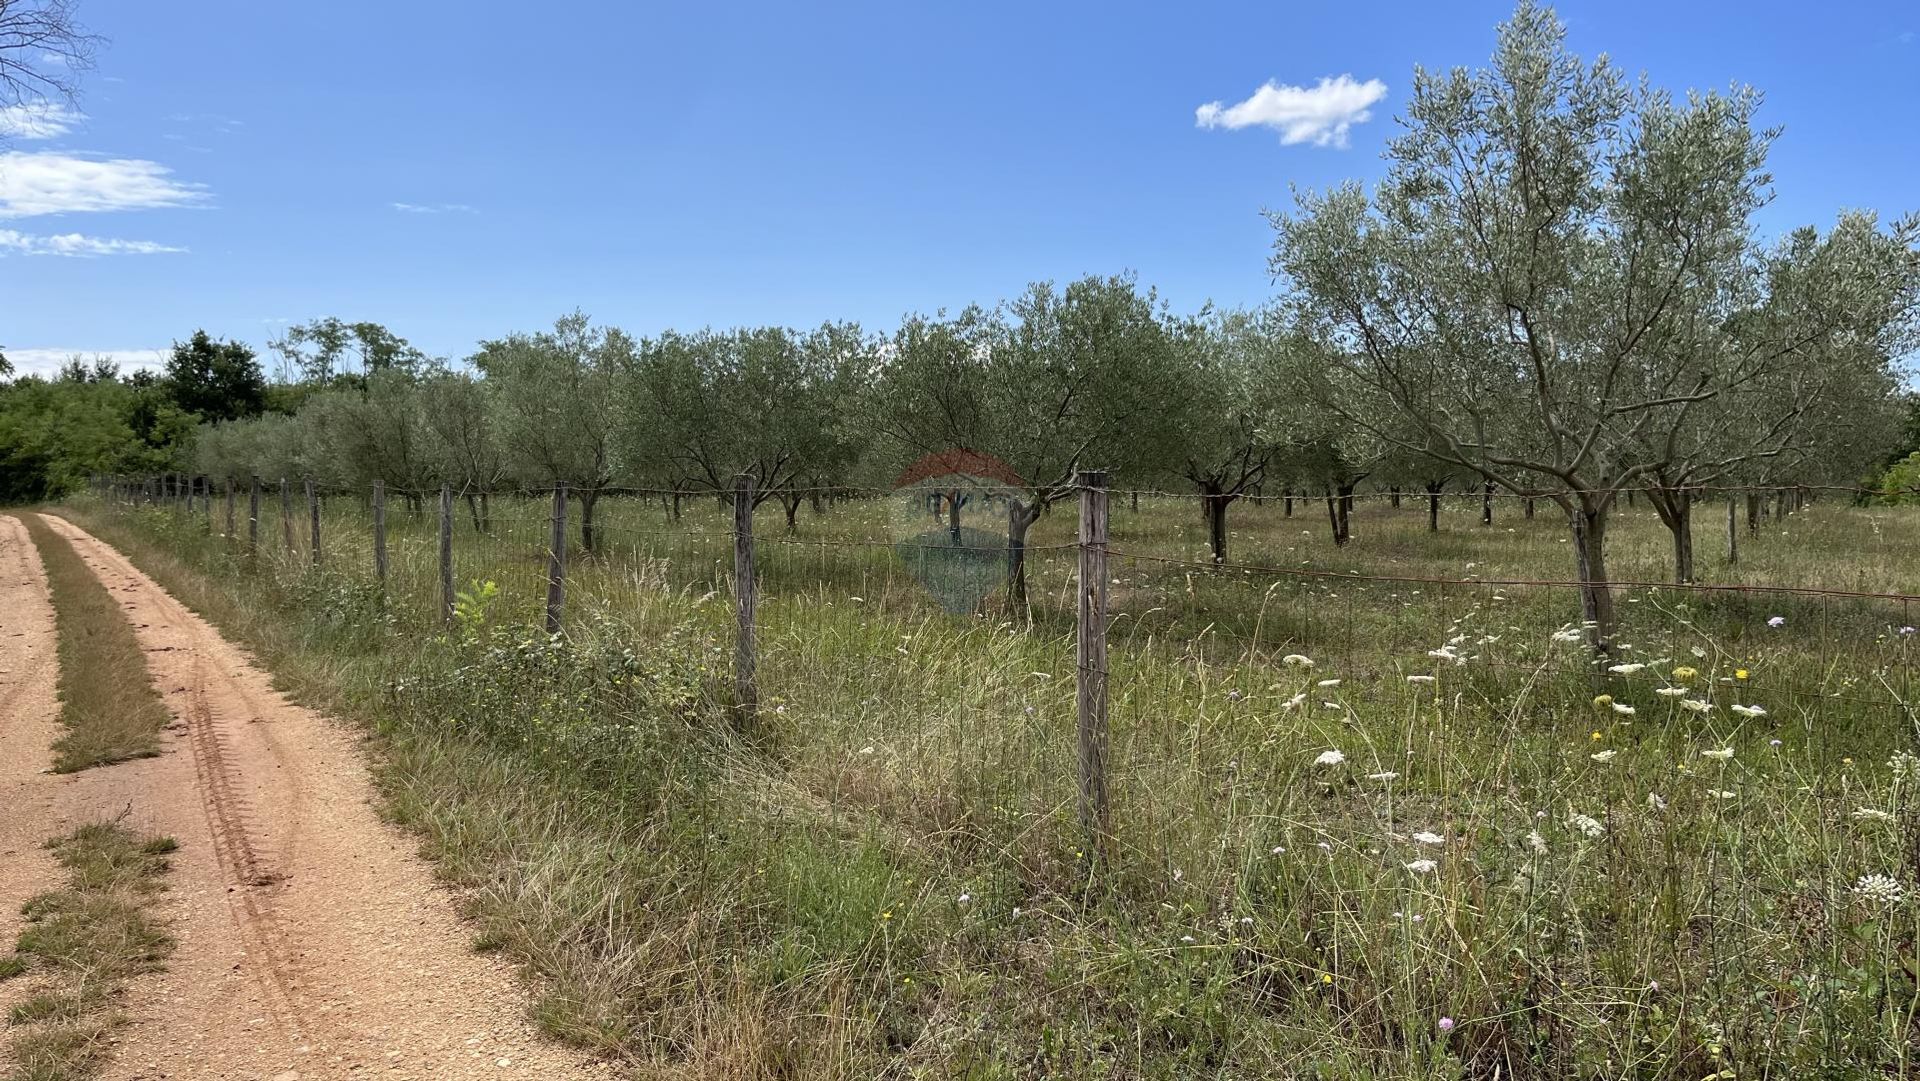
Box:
[8,4,1920,652]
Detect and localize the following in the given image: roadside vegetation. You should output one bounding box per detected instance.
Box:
[17,514,169,772]
[0,818,178,1081]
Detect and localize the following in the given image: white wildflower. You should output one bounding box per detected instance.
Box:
[1550,627,1584,644]
[1892,751,1920,784]
[1607,663,1648,675]
[1730,704,1767,718]
[1283,692,1307,710]
[1406,674,1436,684]
[1709,789,1737,799]
[1851,874,1906,907]
[1590,750,1618,763]
[1690,645,1708,658]
[1655,687,1688,697]
[1612,703,1636,716]
[1567,813,1606,839]
[1526,830,1548,854]
[1314,749,1347,767]
[1852,807,1895,823]
[1767,616,1786,628]
[1646,793,1667,812]
[1316,678,1342,688]
[1368,771,1400,782]
[1700,747,1735,761]
[1680,698,1714,714]
[1404,859,1439,874]
[1282,654,1315,668]
[1411,831,1445,845]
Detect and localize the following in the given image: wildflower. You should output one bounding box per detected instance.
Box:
[1282,654,1314,668]
[1892,751,1920,783]
[1412,831,1445,845]
[1428,646,1465,664]
[1316,678,1342,688]
[1404,859,1439,874]
[1769,738,1782,747]
[1590,750,1618,763]
[859,745,876,755]
[1283,692,1307,710]
[1672,666,1698,680]
[1592,694,1614,710]
[1368,771,1401,782]
[1708,789,1737,799]
[1680,698,1714,714]
[1607,663,1648,675]
[1407,674,1436,684]
[956,893,972,904]
[1767,616,1786,628]
[1437,1017,1456,1032]
[1701,747,1735,761]
[1550,627,1585,644]
[1239,916,1253,926]
[1314,749,1347,767]
[1655,687,1687,698]
[1852,808,1895,823]
[1612,703,1636,716]
[1590,730,1604,741]
[1690,646,1708,658]
[1646,793,1667,812]
[1567,813,1605,838]
[1735,669,1749,680]
[1180,935,1196,943]
[1270,846,1286,855]
[1526,830,1548,853]
[1902,626,1917,636]
[1321,701,1342,710]
[1730,704,1767,718]
[1851,874,1906,907]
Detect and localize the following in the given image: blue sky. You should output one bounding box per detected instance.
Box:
[2,0,1916,377]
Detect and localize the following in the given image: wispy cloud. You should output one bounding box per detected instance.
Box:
[391,201,476,215]
[2,347,168,379]
[1195,74,1388,148]
[0,228,185,256]
[1898,30,1915,44]
[0,102,85,140]
[0,151,209,218]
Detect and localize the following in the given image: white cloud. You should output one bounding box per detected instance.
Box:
[391,201,476,214]
[0,151,208,218]
[0,102,84,140]
[0,228,185,256]
[3,348,168,379]
[1195,74,1388,148]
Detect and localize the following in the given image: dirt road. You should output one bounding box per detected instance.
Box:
[4,515,609,1080]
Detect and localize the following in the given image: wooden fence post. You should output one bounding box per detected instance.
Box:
[223,477,236,541]
[372,480,389,584]
[306,476,322,566]
[1726,495,1739,565]
[248,475,261,554]
[280,478,295,556]
[201,477,212,531]
[733,473,758,726]
[545,483,568,634]
[439,484,455,626]
[1076,469,1112,861]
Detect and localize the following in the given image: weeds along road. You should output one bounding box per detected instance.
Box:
[5,515,610,1081]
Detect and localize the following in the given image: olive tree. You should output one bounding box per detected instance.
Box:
[624,322,872,529]
[870,275,1187,605]
[473,312,626,551]
[1269,2,1919,649]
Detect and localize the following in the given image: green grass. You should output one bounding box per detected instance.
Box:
[1,819,177,1081]
[16,514,170,772]
[64,492,1920,1079]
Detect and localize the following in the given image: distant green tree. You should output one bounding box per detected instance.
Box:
[269,318,427,383]
[164,331,268,422]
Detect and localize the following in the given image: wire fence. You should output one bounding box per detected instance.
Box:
[91,472,1920,822]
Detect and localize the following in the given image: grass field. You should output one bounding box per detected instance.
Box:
[72,489,1920,1079]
